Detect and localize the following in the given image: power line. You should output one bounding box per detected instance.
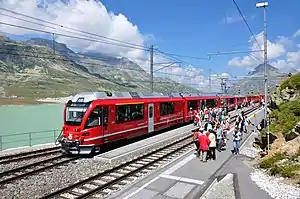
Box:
[0,22,148,51]
[232,0,262,51]
[0,8,146,49]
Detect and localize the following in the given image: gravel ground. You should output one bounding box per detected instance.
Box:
[251,169,300,199]
[0,140,193,199]
[0,143,57,157]
[202,173,235,199]
[0,153,61,173]
[240,130,300,199]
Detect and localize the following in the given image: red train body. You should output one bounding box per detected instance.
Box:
[60,92,263,154]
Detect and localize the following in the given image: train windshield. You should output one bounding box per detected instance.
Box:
[65,107,87,126]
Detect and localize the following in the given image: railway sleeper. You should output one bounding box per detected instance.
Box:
[102,175,116,181]
[93,179,107,185]
[60,192,77,199]
[72,187,88,194]
[82,183,98,190]
[110,172,124,177]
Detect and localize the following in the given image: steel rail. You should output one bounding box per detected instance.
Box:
[40,107,258,199]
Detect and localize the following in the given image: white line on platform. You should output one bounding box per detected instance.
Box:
[122,108,262,199]
[160,174,204,185]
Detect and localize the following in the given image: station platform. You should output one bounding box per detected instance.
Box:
[94,108,250,164]
[106,108,264,199]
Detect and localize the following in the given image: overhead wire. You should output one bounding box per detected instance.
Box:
[0,8,146,49]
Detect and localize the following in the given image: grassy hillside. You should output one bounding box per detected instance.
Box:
[0,35,198,101]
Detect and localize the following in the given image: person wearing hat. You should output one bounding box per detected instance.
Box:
[198,127,211,162]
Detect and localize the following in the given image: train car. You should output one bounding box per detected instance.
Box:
[220,96,236,112]
[59,91,256,155]
[60,92,185,154]
[171,93,220,123]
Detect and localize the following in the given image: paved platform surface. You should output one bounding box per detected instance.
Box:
[95,108,250,163]
[107,107,265,199]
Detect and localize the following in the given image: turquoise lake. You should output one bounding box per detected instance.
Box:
[0,104,65,150]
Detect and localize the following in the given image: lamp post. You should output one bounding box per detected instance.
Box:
[256,1,269,153]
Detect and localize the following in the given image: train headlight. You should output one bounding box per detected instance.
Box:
[68,134,72,140]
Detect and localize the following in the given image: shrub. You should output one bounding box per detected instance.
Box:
[259,153,285,169]
[280,74,300,91]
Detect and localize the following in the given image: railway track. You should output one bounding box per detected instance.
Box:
[0,146,60,165]
[40,107,259,199]
[0,154,79,186]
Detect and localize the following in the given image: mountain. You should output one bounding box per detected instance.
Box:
[247,64,280,76]
[0,35,198,99]
[227,64,289,95]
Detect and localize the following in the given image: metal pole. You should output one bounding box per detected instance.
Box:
[263,6,269,153]
[150,45,154,93]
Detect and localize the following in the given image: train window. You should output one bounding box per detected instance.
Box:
[188,100,197,110]
[160,102,175,116]
[149,106,153,118]
[229,98,235,104]
[206,99,217,108]
[116,104,144,123]
[85,107,102,128]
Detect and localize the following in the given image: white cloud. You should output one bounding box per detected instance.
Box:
[0,0,225,92]
[293,29,300,37]
[228,32,287,68]
[0,0,145,60]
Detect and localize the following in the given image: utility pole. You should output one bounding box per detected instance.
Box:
[150,45,154,93]
[264,5,270,153]
[256,2,269,153]
[209,68,211,92]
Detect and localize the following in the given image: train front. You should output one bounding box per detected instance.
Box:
[59,97,101,155]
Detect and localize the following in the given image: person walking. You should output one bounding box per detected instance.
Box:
[216,124,223,152]
[208,129,216,160]
[232,127,241,155]
[198,128,211,162]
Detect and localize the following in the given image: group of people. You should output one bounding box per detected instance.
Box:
[192,105,254,162]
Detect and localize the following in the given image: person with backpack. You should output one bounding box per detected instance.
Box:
[232,127,241,155]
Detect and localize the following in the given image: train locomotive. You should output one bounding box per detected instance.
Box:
[59,91,263,155]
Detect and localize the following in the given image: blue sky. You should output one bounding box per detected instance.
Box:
[1,0,300,89]
[101,0,300,77]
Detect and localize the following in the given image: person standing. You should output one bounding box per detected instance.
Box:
[232,127,241,155]
[208,129,216,160]
[216,124,223,152]
[192,129,200,156]
[198,128,211,162]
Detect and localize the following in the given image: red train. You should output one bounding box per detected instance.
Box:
[59,92,263,154]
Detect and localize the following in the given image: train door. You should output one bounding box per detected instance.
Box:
[148,103,154,133]
[101,106,109,137]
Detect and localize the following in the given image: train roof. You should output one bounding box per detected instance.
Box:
[69,91,251,104]
[69,91,181,103]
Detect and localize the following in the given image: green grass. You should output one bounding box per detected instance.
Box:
[280,74,300,91]
[259,152,300,178]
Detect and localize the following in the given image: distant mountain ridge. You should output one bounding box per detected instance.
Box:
[0,35,198,98]
[227,63,294,95]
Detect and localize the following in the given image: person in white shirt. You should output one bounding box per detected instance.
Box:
[232,127,241,155]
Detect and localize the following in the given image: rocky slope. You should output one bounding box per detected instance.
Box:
[0,35,198,99]
[254,74,300,185]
